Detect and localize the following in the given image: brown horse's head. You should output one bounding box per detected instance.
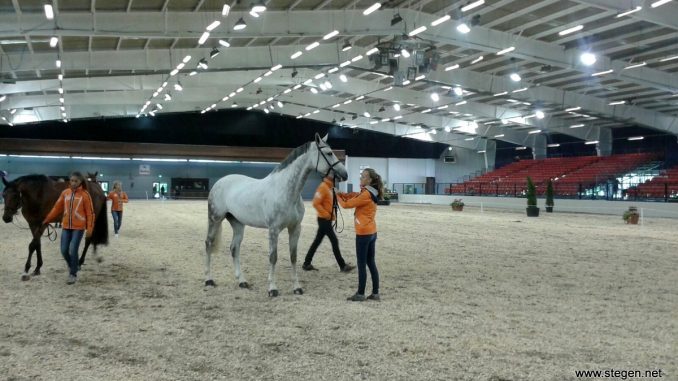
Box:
[87,172,99,183]
[1,176,21,223]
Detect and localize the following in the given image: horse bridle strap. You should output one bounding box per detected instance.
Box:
[314,141,344,233]
[315,141,342,179]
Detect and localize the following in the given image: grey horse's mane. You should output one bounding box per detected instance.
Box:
[271,142,312,173]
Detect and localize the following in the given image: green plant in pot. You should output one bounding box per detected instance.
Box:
[623,206,639,224]
[545,179,554,213]
[451,198,464,211]
[526,176,540,217]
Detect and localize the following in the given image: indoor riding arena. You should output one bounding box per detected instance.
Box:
[1,1,676,380]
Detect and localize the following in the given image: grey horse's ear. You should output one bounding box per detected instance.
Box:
[314,132,322,144]
[321,133,328,142]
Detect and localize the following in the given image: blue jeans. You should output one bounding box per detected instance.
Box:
[111,211,123,233]
[60,229,84,276]
[355,233,379,295]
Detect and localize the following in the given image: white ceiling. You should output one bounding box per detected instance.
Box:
[1,0,678,151]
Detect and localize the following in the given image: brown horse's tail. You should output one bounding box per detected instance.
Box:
[92,196,109,247]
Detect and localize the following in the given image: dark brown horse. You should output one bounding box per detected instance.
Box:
[2,174,109,280]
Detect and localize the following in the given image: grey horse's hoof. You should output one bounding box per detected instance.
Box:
[32,270,40,276]
[20,274,30,281]
[238,282,250,289]
[268,289,279,297]
[204,280,216,287]
[293,288,304,295]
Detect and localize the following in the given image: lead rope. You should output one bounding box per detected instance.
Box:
[331,175,344,233]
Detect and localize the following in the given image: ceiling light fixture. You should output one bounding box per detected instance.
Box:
[44,4,54,20]
[49,37,58,47]
[252,2,266,13]
[198,59,208,69]
[210,48,220,58]
[218,40,230,47]
[222,4,230,16]
[445,64,460,71]
[401,48,410,58]
[391,13,403,26]
[342,41,352,51]
[509,73,521,81]
[580,52,597,66]
[233,18,247,31]
[457,23,471,34]
[291,51,302,59]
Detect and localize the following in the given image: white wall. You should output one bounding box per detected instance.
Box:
[342,149,489,192]
[435,146,489,184]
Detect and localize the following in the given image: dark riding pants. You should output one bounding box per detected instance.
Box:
[355,233,379,295]
[111,211,123,234]
[304,218,346,269]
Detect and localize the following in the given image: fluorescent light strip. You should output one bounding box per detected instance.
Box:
[585,140,599,145]
[570,124,584,128]
[306,41,320,51]
[445,64,460,71]
[431,15,451,26]
[628,136,644,141]
[339,61,351,67]
[624,62,647,70]
[512,87,528,93]
[206,21,221,31]
[198,32,210,45]
[558,25,583,36]
[363,2,381,15]
[496,46,515,55]
[547,143,560,148]
[471,56,484,64]
[456,101,467,106]
[494,134,505,138]
[461,0,485,12]
[408,26,427,36]
[651,0,672,8]
[291,51,302,59]
[616,6,642,17]
[609,100,625,105]
[592,69,614,76]
[528,129,541,134]
[659,55,678,62]
[323,30,339,40]
[565,107,581,112]
[493,91,508,96]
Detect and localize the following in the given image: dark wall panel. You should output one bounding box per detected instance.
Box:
[0,110,447,159]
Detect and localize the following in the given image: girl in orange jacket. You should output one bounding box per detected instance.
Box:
[338,168,384,301]
[43,171,95,284]
[107,180,129,237]
[302,176,354,272]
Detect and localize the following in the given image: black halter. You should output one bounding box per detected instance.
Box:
[314,141,344,233]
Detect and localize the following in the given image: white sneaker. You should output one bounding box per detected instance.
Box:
[67,274,77,284]
[115,233,119,238]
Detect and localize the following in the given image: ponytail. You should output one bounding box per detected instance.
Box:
[363,168,384,200]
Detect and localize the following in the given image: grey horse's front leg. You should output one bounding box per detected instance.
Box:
[288,223,303,295]
[267,228,280,297]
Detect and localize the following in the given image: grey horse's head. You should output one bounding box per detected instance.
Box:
[313,133,348,181]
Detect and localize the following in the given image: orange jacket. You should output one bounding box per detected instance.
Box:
[107,191,128,212]
[44,187,95,236]
[313,178,335,221]
[338,186,378,236]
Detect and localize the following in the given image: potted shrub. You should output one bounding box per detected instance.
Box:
[623,206,639,224]
[545,179,554,213]
[450,199,464,211]
[526,176,540,217]
[377,193,391,206]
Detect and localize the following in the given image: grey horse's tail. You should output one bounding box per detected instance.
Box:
[206,198,224,255]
